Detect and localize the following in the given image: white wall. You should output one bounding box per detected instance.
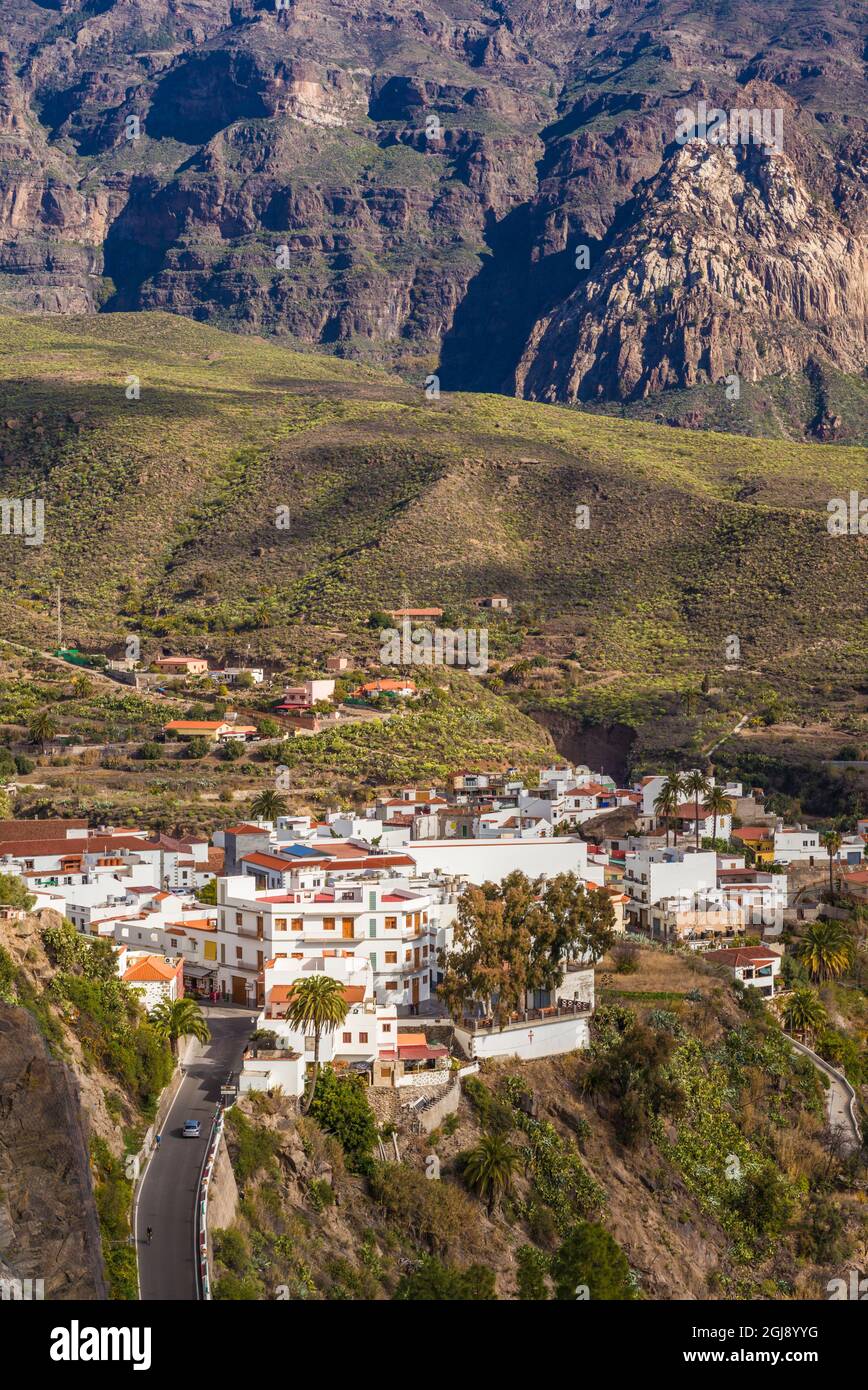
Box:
[455,1015,591,1061]
[406,838,596,885]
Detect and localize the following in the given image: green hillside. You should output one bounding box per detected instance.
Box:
[0,312,864,714]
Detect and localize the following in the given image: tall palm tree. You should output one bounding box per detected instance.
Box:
[150,997,211,1057]
[781,986,827,1046]
[655,772,685,846]
[462,1135,520,1214]
[820,830,842,900]
[683,769,711,849]
[250,788,290,821]
[28,710,59,754]
[794,919,853,983]
[285,975,349,1114]
[703,784,732,847]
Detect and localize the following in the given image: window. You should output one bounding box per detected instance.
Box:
[291,917,303,932]
[323,917,335,931]
[236,947,243,961]
[405,950,412,962]
[385,981,398,991]
[235,912,242,926]
[385,951,397,964]
[359,1032,368,1044]
[385,916,397,931]
[304,1035,316,1051]
[342,917,354,934]
[342,1032,352,1044]
[275,917,287,930]
[382,1023,392,1033]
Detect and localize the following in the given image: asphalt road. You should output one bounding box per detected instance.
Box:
[136,1005,256,1301]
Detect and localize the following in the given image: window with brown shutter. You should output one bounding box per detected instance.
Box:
[323,917,335,931]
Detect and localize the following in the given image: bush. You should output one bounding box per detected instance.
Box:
[516,1245,550,1300]
[551,1222,636,1300]
[310,1067,377,1176]
[727,1164,795,1240]
[463,1076,515,1136]
[394,1256,496,1300]
[308,1178,335,1212]
[369,1163,479,1256]
[0,871,36,910]
[212,1227,249,1274]
[225,1108,280,1182]
[220,740,246,761]
[611,943,640,975]
[796,1194,849,1263]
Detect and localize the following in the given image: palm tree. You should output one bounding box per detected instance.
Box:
[794,919,853,983]
[28,710,59,754]
[150,997,211,1057]
[703,784,732,847]
[820,830,842,900]
[250,788,289,822]
[462,1135,520,1214]
[285,975,349,1114]
[655,772,685,845]
[683,769,711,849]
[781,986,827,1046]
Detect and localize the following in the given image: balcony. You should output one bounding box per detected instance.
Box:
[459,998,592,1033]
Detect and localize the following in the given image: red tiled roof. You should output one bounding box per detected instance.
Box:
[704,947,778,967]
[123,955,182,983]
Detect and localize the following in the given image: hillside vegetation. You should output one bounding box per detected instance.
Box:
[0,312,864,716]
[211,946,867,1301]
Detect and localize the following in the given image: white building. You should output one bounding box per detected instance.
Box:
[216,870,439,1009]
[703,946,782,997]
[624,848,718,931]
[405,837,600,886]
[772,826,822,865]
[119,950,184,1011]
[240,953,398,1095]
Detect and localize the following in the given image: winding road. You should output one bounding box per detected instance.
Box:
[135,1006,256,1301]
[788,1035,863,1155]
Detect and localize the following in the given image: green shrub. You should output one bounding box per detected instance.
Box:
[551,1222,636,1300]
[309,1067,377,1176]
[463,1075,515,1135]
[225,1108,280,1182]
[516,1244,550,1300]
[394,1256,496,1301]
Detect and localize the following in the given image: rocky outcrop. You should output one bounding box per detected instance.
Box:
[514,141,868,402]
[0,1004,107,1298]
[0,1,864,405]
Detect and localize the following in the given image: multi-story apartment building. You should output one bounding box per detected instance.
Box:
[624,848,718,932]
[216,871,439,1009]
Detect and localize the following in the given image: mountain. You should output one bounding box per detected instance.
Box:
[0,312,864,724]
[1,1,865,430]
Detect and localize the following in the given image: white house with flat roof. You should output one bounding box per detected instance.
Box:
[405,836,600,886]
[624,848,718,932]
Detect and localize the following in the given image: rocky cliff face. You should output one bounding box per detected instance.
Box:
[0,0,865,405]
[0,1002,107,1299]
